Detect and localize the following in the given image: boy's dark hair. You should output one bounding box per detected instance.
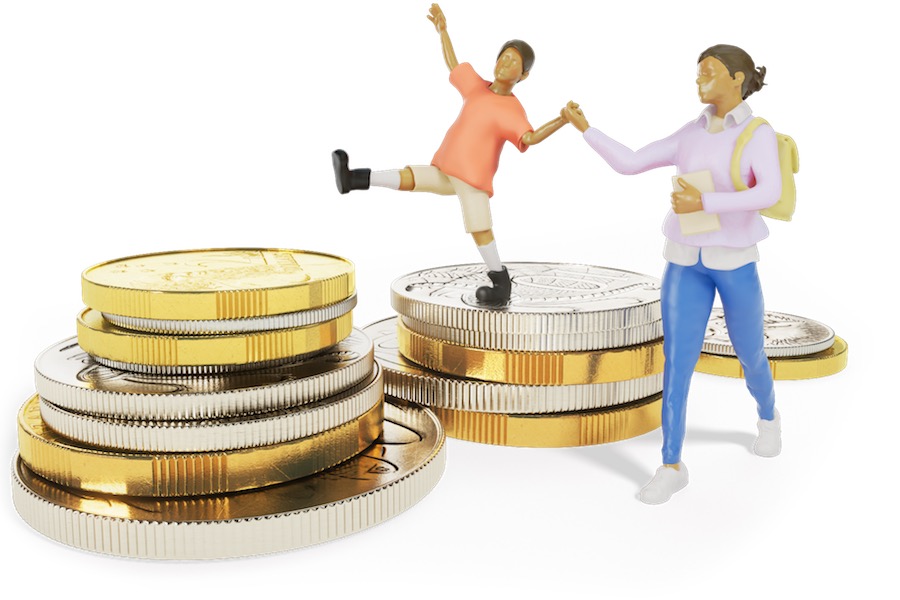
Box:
[498,39,535,75]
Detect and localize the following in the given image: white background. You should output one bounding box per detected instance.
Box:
[0,0,893,597]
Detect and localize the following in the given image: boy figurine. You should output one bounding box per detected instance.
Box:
[332,3,568,304]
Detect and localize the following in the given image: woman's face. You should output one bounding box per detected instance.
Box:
[696,56,743,105]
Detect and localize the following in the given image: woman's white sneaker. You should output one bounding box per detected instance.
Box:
[753,408,782,457]
[639,463,689,505]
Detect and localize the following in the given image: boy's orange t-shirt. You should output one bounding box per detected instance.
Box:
[431,62,533,197]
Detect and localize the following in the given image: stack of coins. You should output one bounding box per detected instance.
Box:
[697,309,849,380]
[12,249,446,559]
[363,263,666,448]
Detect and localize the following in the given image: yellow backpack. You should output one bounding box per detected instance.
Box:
[729,117,799,221]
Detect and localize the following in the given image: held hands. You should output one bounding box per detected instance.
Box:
[561,101,590,133]
[427,3,447,33]
[671,178,704,214]
[558,102,702,214]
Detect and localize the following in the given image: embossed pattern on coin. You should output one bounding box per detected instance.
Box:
[703,309,836,357]
[391,263,660,334]
[82,248,355,320]
[11,400,445,559]
[34,331,374,419]
[364,318,662,413]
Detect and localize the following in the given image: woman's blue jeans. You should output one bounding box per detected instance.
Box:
[660,260,776,465]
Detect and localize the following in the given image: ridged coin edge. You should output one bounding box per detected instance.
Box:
[391,291,661,335]
[11,435,444,559]
[431,393,661,448]
[398,320,664,385]
[33,337,374,419]
[81,248,356,320]
[103,295,358,335]
[18,395,384,497]
[382,361,663,413]
[400,315,663,352]
[77,310,353,367]
[695,336,849,380]
[38,366,383,452]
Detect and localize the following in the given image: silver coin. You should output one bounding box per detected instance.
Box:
[363,318,663,413]
[38,365,383,452]
[400,315,663,352]
[391,263,661,334]
[34,330,374,419]
[102,295,358,334]
[11,399,446,560]
[90,354,314,375]
[703,309,836,358]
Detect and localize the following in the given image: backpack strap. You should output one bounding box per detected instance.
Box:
[730,117,768,191]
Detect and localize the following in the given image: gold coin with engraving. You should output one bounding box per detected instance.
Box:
[11,399,445,559]
[82,249,355,320]
[695,336,849,380]
[17,394,383,497]
[397,320,663,385]
[431,393,661,447]
[77,309,352,368]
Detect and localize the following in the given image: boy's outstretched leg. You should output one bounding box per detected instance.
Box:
[333,151,417,194]
[332,150,371,194]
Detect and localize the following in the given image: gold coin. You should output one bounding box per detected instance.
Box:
[430,393,661,447]
[695,336,848,380]
[397,320,663,385]
[11,400,444,559]
[77,309,352,367]
[17,394,383,497]
[82,249,355,320]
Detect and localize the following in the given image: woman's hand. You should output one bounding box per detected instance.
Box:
[671,178,704,214]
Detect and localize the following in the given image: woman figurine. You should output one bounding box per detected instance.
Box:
[562,45,783,504]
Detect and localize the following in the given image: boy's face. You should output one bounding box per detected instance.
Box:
[494,47,528,85]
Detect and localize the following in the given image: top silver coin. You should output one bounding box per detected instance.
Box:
[391,263,661,334]
[34,329,374,420]
[703,309,836,358]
